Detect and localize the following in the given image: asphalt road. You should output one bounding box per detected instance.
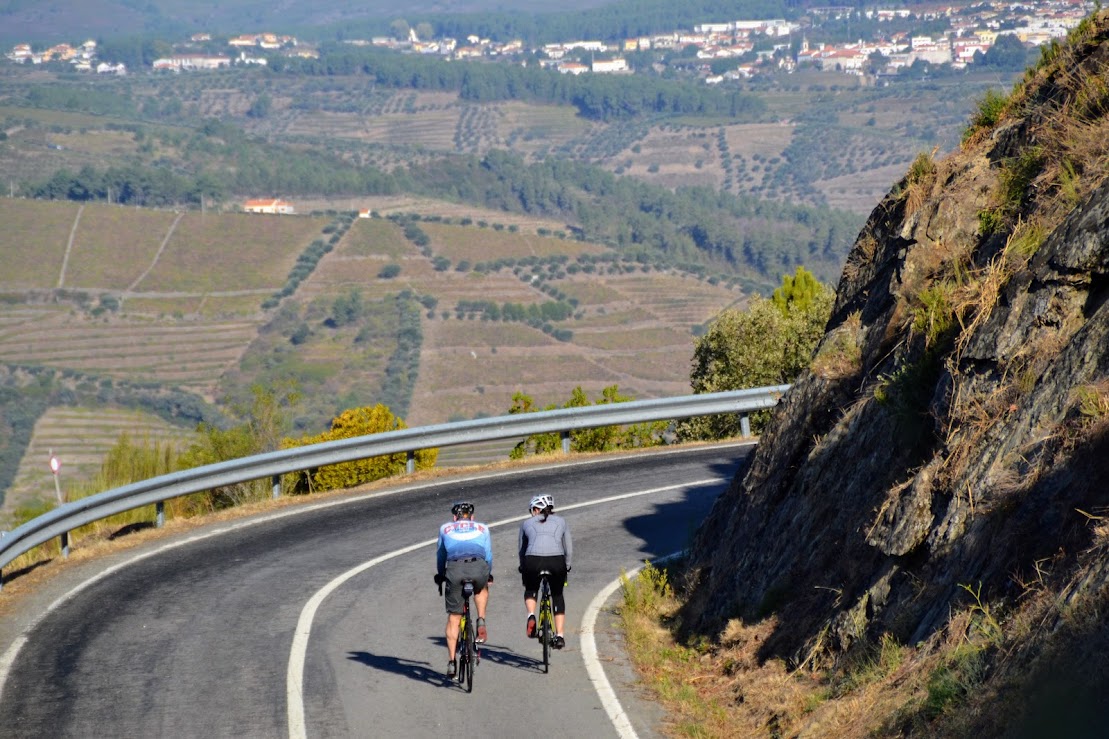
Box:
[0,444,751,737]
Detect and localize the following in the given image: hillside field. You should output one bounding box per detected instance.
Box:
[0,199,743,524]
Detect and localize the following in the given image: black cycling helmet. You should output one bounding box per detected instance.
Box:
[451,500,475,517]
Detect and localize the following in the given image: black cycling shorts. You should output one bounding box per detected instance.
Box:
[521,554,567,614]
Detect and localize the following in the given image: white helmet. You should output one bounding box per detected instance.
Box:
[530,494,554,511]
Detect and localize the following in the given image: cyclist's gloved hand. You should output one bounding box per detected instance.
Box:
[566,565,571,572]
[517,565,523,573]
[487,573,495,584]
[433,573,445,586]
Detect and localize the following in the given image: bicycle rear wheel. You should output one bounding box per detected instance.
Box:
[540,602,551,674]
[465,616,476,692]
[456,614,468,685]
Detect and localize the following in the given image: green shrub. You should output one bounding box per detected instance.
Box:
[285,404,437,492]
[963,88,1011,142]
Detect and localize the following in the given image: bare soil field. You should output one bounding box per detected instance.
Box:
[723,122,796,161]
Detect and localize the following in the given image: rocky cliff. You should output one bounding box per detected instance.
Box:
[682,10,1109,734]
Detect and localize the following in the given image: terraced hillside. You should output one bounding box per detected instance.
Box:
[0,199,744,522]
[0,199,331,398]
[5,406,198,520]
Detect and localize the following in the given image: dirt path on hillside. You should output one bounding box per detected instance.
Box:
[56,204,83,288]
[126,211,184,292]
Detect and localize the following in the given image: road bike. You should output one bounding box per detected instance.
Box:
[536,569,555,674]
[456,579,479,692]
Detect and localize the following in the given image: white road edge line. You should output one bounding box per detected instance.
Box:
[581,551,683,739]
[286,480,725,739]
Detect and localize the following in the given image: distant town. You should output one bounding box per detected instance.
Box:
[3,0,1096,81]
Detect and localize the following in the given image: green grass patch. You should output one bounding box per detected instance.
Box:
[65,204,179,290]
[340,218,412,258]
[0,199,81,289]
[138,212,329,292]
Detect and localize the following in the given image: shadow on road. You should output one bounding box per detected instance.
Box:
[473,644,546,673]
[346,650,447,686]
[425,636,547,673]
[622,468,739,559]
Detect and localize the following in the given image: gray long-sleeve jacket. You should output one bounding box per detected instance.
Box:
[517,513,572,569]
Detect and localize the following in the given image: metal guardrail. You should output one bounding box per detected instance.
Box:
[0,385,789,583]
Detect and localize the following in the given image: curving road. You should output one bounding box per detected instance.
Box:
[0,444,751,737]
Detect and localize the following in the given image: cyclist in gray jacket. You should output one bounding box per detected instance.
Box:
[518,493,572,649]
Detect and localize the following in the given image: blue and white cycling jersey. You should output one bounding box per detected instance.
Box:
[437,519,493,575]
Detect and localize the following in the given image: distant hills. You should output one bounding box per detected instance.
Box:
[0,197,745,519]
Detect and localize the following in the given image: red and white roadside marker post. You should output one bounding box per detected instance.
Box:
[49,450,69,558]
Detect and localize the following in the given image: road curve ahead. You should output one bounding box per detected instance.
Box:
[0,444,751,737]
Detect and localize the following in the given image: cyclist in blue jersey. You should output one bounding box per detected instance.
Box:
[435,500,493,678]
[518,494,572,649]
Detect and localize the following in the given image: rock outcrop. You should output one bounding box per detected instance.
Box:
[682,11,1109,730]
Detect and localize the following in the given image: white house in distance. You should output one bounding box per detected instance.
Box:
[243,198,295,214]
[592,57,629,73]
[153,54,231,71]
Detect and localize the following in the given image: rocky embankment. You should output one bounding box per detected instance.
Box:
[682,10,1109,734]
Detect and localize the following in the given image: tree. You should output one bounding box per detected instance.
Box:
[678,269,833,440]
[772,266,825,313]
[327,288,363,327]
[978,34,1031,71]
[246,93,272,119]
[866,50,889,74]
[390,19,411,40]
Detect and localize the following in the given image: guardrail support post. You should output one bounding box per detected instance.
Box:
[740,414,751,438]
[60,531,69,559]
[156,501,165,528]
[406,450,415,474]
[560,430,570,454]
[272,474,281,499]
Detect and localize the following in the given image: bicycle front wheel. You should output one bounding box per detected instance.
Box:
[541,606,550,674]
